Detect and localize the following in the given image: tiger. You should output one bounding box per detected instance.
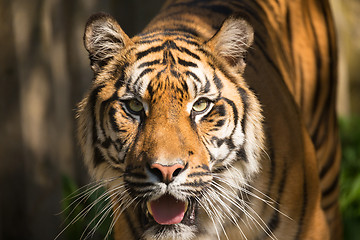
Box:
[77,0,342,239]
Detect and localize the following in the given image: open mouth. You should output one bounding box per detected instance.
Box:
[144,194,196,226]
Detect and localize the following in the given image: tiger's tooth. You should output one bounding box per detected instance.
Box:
[184,201,188,213]
[146,201,153,216]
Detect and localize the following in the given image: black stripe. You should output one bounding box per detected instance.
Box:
[236,148,247,162]
[171,69,180,78]
[197,47,211,59]
[163,50,176,65]
[136,45,164,60]
[114,62,128,89]
[322,196,339,212]
[267,136,276,189]
[311,2,338,151]
[186,71,201,83]
[143,27,199,38]
[163,39,180,50]
[213,104,226,117]
[305,5,322,118]
[319,141,338,179]
[109,107,124,132]
[110,157,122,166]
[322,173,339,197]
[134,68,154,86]
[188,171,212,178]
[295,171,308,240]
[285,4,296,96]
[93,146,105,167]
[225,137,235,150]
[164,25,199,37]
[136,38,162,44]
[211,137,235,166]
[138,31,197,43]
[266,203,280,236]
[211,136,224,147]
[125,164,142,172]
[277,161,288,197]
[265,156,287,234]
[146,82,155,99]
[182,179,210,188]
[212,165,227,174]
[178,57,197,67]
[126,172,148,180]
[194,164,210,171]
[174,37,200,46]
[215,119,225,127]
[124,209,140,240]
[202,78,211,93]
[213,73,223,90]
[179,47,200,60]
[101,137,111,148]
[99,93,118,140]
[299,56,305,113]
[138,59,161,68]
[125,181,154,188]
[237,87,249,130]
[89,85,105,145]
[222,98,239,128]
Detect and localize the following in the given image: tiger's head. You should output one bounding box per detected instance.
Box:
[78,12,264,239]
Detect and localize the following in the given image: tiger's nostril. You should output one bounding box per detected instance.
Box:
[150,166,163,182]
[173,167,182,177]
[150,163,184,183]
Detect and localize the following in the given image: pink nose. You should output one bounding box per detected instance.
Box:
[151,163,184,183]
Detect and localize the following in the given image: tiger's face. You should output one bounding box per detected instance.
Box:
[78,13,264,239]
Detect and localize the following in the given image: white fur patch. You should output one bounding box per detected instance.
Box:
[143,224,196,240]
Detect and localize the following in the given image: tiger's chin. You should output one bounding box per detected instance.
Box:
[140,197,198,240]
[143,224,197,240]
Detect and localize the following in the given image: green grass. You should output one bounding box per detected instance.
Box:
[60,116,360,239]
[339,116,360,240]
[60,176,114,240]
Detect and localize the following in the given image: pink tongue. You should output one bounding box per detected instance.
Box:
[149,195,186,225]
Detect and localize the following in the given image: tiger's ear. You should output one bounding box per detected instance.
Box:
[84,12,133,72]
[207,17,254,72]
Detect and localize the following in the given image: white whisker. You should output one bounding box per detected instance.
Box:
[56,176,125,240]
[80,184,127,240]
[208,170,281,240]
[195,194,222,240]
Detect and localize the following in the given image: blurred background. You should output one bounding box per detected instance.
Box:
[0,0,359,239]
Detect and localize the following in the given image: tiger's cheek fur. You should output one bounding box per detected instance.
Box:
[197,100,239,161]
[194,69,263,178]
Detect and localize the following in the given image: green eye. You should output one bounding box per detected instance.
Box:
[126,99,144,114]
[192,98,210,113]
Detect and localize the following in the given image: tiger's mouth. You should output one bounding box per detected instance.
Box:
[142,194,197,227]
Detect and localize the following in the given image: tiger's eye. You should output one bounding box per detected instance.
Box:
[127,99,144,114]
[192,98,210,113]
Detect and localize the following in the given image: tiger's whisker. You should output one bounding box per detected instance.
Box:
[209,180,273,239]
[80,185,128,239]
[195,195,222,240]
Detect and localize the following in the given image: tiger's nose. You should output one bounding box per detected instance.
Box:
[150,163,184,183]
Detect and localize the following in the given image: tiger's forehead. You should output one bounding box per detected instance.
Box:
[125,36,216,103]
[132,35,202,71]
